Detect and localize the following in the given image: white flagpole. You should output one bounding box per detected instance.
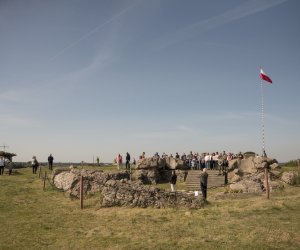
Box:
[261,78,267,157]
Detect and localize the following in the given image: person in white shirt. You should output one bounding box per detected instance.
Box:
[0,156,5,175]
[213,152,219,170]
[204,153,211,169]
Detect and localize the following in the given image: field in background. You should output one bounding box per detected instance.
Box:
[0,165,299,249]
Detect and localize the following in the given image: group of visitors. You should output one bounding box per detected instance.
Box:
[29,154,54,174]
[154,150,243,170]
[115,152,136,170]
[161,150,243,202]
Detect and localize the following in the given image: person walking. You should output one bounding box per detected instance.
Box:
[48,154,54,170]
[125,152,131,170]
[199,168,208,201]
[170,170,177,192]
[0,156,5,175]
[31,156,39,174]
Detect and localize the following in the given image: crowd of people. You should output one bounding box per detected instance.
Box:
[115,150,246,172]
[135,150,245,173]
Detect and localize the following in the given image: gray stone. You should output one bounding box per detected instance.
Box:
[165,157,186,170]
[230,180,263,193]
[257,162,268,170]
[53,171,77,191]
[238,157,257,174]
[230,174,241,183]
[270,163,280,170]
[228,159,239,171]
[281,172,299,185]
[136,158,161,170]
[233,168,239,174]
[254,157,265,165]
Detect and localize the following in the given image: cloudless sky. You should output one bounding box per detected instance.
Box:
[1,0,299,163]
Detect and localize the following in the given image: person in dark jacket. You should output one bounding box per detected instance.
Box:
[170,170,177,192]
[48,154,54,170]
[31,156,39,174]
[125,152,131,170]
[200,168,208,201]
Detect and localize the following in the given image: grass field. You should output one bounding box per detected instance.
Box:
[0,166,299,250]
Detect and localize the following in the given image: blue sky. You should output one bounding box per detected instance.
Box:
[1,0,299,163]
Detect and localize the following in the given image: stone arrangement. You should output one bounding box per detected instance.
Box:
[51,155,298,208]
[228,156,283,193]
[51,167,200,209]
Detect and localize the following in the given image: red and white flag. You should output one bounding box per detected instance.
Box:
[260,68,272,84]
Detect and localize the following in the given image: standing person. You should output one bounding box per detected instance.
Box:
[96,157,100,166]
[31,156,39,174]
[170,170,177,192]
[0,156,5,175]
[199,168,208,201]
[125,152,131,170]
[219,151,228,176]
[116,154,122,170]
[7,160,14,175]
[204,153,211,169]
[48,154,54,170]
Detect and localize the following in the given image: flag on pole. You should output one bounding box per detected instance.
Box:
[260,68,272,83]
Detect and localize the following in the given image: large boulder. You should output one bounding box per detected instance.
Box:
[243,152,256,159]
[230,180,263,193]
[270,162,280,170]
[136,157,165,170]
[230,174,242,183]
[135,157,187,170]
[53,171,77,191]
[228,159,239,171]
[165,157,187,170]
[238,157,257,174]
[281,171,299,185]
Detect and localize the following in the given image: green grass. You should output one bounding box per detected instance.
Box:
[281,161,300,172]
[0,167,300,249]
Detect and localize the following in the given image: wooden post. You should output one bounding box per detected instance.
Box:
[38,167,41,178]
[43,172,47,190]
[264,167,270,199]
[129,165,132,181]
[80,176,83,209]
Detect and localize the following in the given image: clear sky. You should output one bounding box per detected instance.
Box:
[1,0,299,163]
